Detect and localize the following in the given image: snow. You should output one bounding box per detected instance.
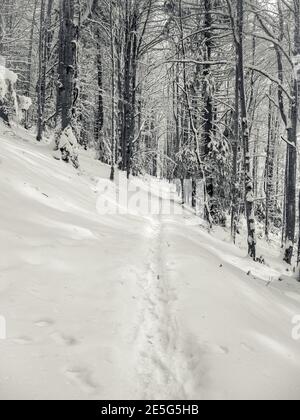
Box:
[55,126,79,168]
[18,96,32,111]
[57,126,78,151]
[0,65,19,121]
[0,124,300,400]
[0,65,18,100]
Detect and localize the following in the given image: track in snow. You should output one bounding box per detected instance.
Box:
[134,215,187,400]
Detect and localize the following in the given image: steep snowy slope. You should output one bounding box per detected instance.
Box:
[0,126,153,399]
[0,125,300,400]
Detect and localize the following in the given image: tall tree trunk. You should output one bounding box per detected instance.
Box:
[127,7,138,178]
[237,0,256,260]
[110,0,116,181]
[265,90,277,240]
[231,61,240,243]
[37,0,46,141]
[252,129,259,200]
[121,0,131,172]
[284,0,299,264]
[24,0,38,128]
[95,43,104,159]
[37,0,54,141]
[203,0,214,222]
[57,0,80,131]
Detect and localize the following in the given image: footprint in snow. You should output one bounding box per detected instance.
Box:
[12,336,33,345]
[51,331,79,347]
[241,342,255,353]
[34,319,54,328]
[64,367,98,395]
[204,343,229,355]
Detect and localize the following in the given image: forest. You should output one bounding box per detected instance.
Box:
[1,0,300,401]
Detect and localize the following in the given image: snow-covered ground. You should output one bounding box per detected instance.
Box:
[0,125,300,400]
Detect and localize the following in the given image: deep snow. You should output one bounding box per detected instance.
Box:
[0,124,300,400]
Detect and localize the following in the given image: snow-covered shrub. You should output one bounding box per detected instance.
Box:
[0,64,18,125]
[54,126,80,169]
[18,95,32,112]
[18,95,33,127]
[0,65,18,99]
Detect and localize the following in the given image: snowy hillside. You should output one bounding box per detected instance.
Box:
[0,126,300,400]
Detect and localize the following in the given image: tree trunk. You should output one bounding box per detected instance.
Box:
[57,0,80,131]
[265,90,277,240]
[237,0,256,260]
[285,0,299,264]
[36,0,54,141]
[121,0,132,173]
[95,43,104,159]
[127,7,138,178]
[24,0,38,128]
[110,0,116,181]
[231,61,240,243]
[203,0,214,222]
[192,179,197,209]
[36,0,46,141]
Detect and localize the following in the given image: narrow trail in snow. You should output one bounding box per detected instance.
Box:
[135,215,187,400]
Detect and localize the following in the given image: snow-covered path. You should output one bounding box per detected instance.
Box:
[133,213,300,400]
[134,216,187,400]
[1,127,300,400]
[155,217,300,400]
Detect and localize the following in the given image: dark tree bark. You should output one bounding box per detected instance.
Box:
[231,61,240,243]
[57,0,80,131]
[95,43,104,158]
[192,179,197,209]
[110,0,116,181]
[237,0,256,260]
[24,0,38,128]
[117,0,151,177]
[265,90,278,240]
[127,7,138,178]
[203,0,214,222]
[36,0,46,141]
[36,0,54,140]
[283,0,299,264]
[120,0,132,172]
[54,0,80,168]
